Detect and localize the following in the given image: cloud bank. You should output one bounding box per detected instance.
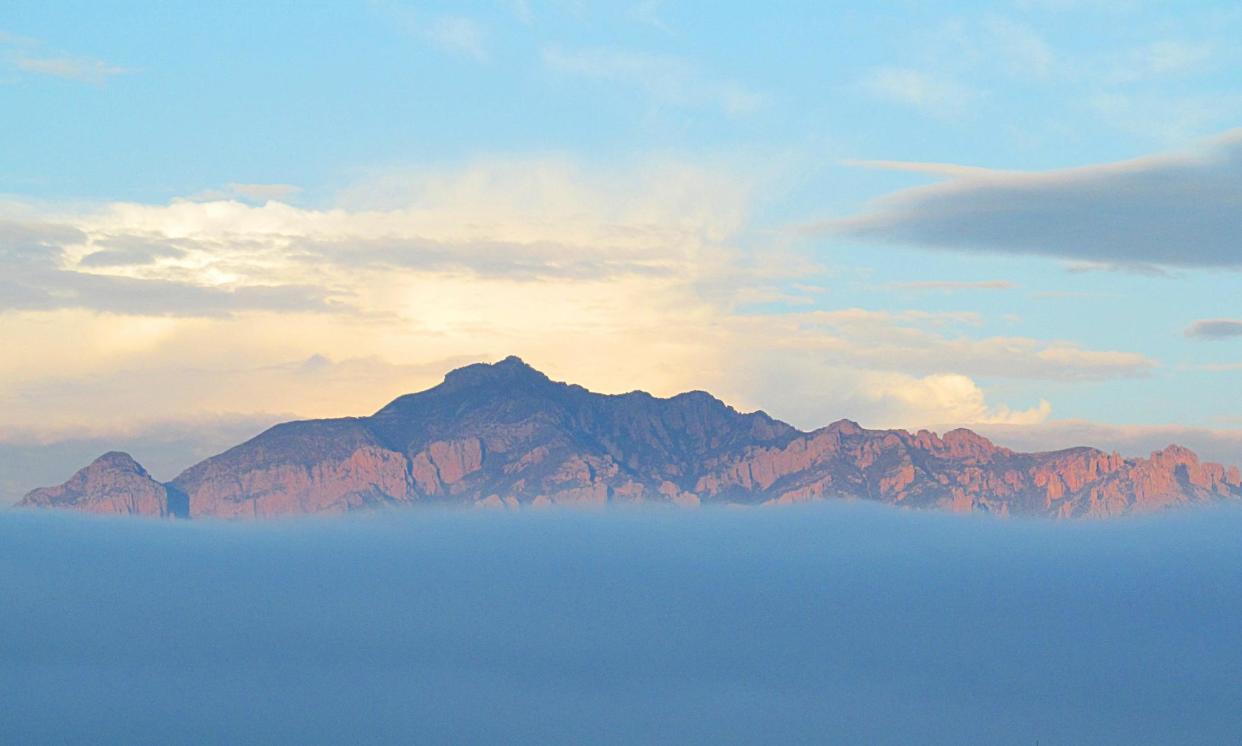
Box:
[3,506,1242,745]
[834,130,1242,269]
[0,156,1140,442]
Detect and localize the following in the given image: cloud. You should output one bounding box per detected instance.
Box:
[0,219,336,316]
[12,54,130,83]
[0,271,334,317]
[0,156,1154,438]
[974,420,1242,467]
[731,309,1156,383]
[77,236,190,268]
[832,130,1242,269]
[0,351,472,440]
[542,46,762,114]
[858,67,975,118]
[424,16,488,61]
[982,17,1056,78]
[1088,91,1242,144]
[1113,40,1214,81]
[1185,319,1242,339]
[888,280,1017,292]
[2,31,131,84]
[856,371,1051,427]
[505,0,534,25]
[227,182,302,202]
[7,506,1242,743]
[630,0,671,33]
[379,6,488,62]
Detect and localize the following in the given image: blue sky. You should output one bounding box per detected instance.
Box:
[2,1,1242,475]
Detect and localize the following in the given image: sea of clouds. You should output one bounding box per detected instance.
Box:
[3,503,1241,745]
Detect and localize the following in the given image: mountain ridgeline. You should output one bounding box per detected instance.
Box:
[18,356,1242,518]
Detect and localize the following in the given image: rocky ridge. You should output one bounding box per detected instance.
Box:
[18,357,1242,519]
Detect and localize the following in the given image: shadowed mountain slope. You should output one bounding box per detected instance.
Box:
[18,357,1242,518]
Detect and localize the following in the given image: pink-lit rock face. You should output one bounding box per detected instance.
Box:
[18,452,175,517]
[19,357,1242,519]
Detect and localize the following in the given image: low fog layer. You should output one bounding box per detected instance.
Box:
[3,504,1241,745]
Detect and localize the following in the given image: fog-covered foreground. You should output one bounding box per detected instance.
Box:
[3,505,1241,745]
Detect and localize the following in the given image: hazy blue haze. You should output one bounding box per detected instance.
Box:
[3,504,1240,744]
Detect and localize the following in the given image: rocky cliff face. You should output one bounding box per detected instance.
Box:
[17,357,1242,519]
[19,452,182,517]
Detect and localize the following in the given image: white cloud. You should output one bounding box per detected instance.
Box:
[377,6,488,62]
[13,54,130,83]
[862,371,1052,427]
[721,352,1051,432]
[2,29,131,83]
[225,183,303,203]
[542,46,762,114]
[425,16,488,61]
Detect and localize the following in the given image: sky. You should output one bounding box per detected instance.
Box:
[3,1,1242,489]
[4,503,1242,744]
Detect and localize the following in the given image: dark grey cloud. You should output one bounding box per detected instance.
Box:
[3,506,1242,744]
[833,130,1242,269]
[1186,318,1242,339]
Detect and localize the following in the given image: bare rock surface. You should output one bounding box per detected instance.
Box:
[18,357,1242,519]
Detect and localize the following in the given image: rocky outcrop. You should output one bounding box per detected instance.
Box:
[169,420,413,518]
[18,452,178,517]
[16,357,1242,519]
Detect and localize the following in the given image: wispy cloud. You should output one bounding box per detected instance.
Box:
[982,16,1056,78]
[1,30,131,84]
[12,54,130,83]
[424,15,488,61]
[888,280,1017,292]
[377,6,488,62]
[858,67,976,118]
[630,0,672,33]
[542,46,762,115]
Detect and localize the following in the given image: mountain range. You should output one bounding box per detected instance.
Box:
[17,356,1242,518]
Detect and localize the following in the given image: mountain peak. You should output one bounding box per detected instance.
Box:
[440,355,551,389]
[88,451,149,475]
[826,419,863,435]
[19,451,170,517]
